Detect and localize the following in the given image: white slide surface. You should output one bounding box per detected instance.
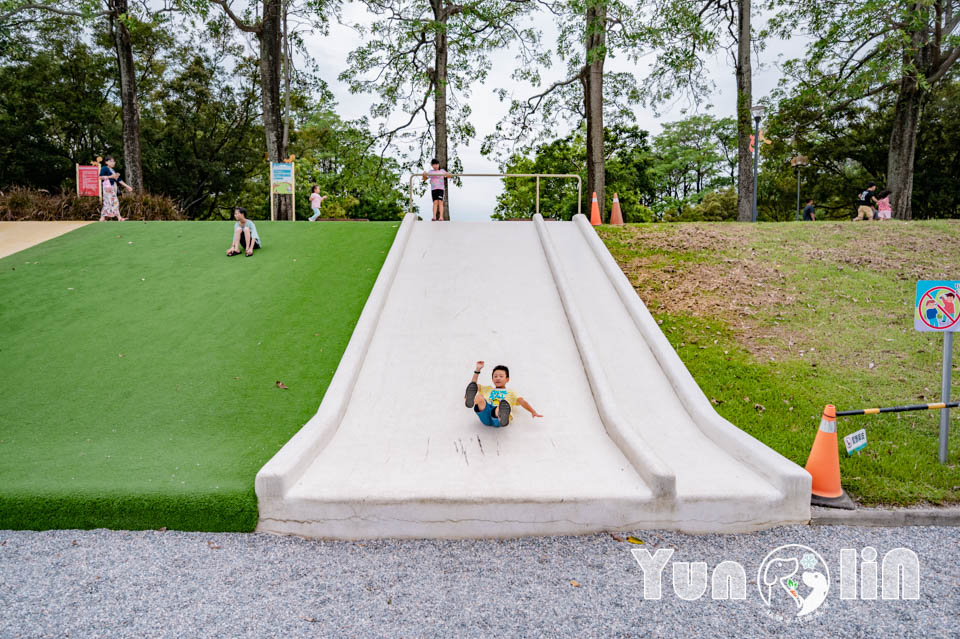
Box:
[256,214,810,538]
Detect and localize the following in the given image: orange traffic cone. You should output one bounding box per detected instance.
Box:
[590,192,601,225]
[804,405,855,509]
[610,193,624,225]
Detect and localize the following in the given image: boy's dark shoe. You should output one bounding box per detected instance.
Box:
[497,400,511,427]
[465,382,478,408]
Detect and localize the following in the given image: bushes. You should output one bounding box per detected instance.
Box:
[0,187,184,221]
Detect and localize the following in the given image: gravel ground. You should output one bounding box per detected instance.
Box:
[1,525,957,638]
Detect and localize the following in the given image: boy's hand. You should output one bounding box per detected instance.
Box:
[475,361,484,371]
[531,412,543,418]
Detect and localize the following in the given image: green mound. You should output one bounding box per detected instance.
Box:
[0,220,399,531]
[600,220,960,506]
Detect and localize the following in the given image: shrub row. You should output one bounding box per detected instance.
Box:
[0,187,184,221]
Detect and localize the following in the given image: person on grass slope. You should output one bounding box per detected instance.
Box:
[226,207,261,257]
[464,361,542,427]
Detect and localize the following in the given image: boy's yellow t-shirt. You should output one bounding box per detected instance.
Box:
[479,385,521,422]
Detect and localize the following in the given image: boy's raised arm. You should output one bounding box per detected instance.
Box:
[471,360,484,383]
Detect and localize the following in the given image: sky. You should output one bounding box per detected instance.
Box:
[302,5,799,221]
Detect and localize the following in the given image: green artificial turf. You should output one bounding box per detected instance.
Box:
[599,220,960,506]
[0,220,398,531]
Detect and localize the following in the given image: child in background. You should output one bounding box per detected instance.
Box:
[422,158,453,221]
[308,185,328,222]
[875,189,893,220]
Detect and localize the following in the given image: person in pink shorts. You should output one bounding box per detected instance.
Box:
[875,189,893,220]
[422,158,453,221]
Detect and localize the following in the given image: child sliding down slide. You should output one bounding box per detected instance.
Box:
[464,361,542,427]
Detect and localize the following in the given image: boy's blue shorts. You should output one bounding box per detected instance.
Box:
[475,402,508,427]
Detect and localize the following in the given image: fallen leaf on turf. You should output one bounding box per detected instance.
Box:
[314,333,320,337]
[128,241,134,245]
[609,533,624,542]
[118,354,124,358]
[276,381,289,389]
[570,580,581,587]
[626,536,644,545]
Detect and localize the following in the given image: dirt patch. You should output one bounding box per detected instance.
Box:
[600,221,960,361]
[777,222,960,280]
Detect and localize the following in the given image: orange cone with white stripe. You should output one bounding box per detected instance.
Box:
[590,192,601,225]
[804,405,855,509]
[610,193,624,225]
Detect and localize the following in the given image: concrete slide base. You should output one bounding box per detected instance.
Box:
[256,215,811,538]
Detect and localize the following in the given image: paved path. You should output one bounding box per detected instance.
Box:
[0,222,92,259]
[1,525,956,638]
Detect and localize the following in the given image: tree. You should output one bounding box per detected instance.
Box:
[0,24,115,190]
[640,0,759,221]
[493,123,654,221]
[193,0,331,219]
[0,0,174,192]
[770,0,960,219]
[341,0,538,220]
[291,110,407,220]
[649,114,736,207]
[485,0,645,219]
[142,43,266,218]
[761,72,960,220]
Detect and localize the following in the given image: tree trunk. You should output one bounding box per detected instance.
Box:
[433,2,450,220]
[259,0,290,219]
[109,0,143,193]
[735,0,752,222]
[887,78,924,220]
[582,1,606,220]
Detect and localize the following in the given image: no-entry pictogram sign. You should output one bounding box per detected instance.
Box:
[915,281,960,332]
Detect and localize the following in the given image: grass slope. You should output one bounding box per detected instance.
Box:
[600,220,960,506]
[0,220,398,531]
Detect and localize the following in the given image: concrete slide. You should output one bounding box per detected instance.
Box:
[256,214,811,538]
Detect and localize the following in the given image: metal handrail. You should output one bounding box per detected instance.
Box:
[408,173,582,219]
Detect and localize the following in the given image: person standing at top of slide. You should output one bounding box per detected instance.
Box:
[422,158,453,221]
[98,156,133,221]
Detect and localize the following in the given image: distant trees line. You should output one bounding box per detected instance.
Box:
[1,0,957,221]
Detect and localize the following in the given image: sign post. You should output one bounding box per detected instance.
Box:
[914,280,959,463]
[270,161,295,221]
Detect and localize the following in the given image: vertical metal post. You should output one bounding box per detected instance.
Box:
[752,116,761,223]
[577,178,582,217]
[409,175,414,217]
[796,165,802,221]
[940,331,954,464]
[536,175,540,218]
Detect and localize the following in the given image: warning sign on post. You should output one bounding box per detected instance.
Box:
[915,281,960,332]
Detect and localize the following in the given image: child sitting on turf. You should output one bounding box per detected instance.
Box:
[464,361,542,427]
[226,207,261,257]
